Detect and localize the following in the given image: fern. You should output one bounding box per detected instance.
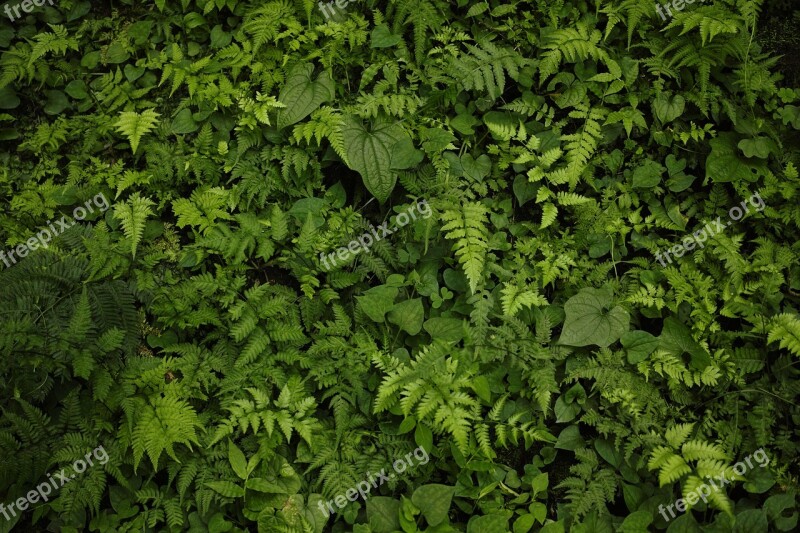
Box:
[113,193,156,257]
[441,200,490,294]
[114,110,161,154]
[130,396,202,471]
[767,313,800,358]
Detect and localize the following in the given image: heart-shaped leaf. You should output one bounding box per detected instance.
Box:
[371,24,402,48]
[387,298,424,335]
[0,87,19,110]
[461,153,492,182]
[659,317,711,370]
[357,285,399,322]
[738,137,772,159]
[390,137,424,169]
[632,159,665,189]
[621,330,659,364]
[707,133,762,183]
[411,484,454,526]
[653,93,685,123]
[277,63,335,129]
[343,117,406,202]
[559,287,630,347]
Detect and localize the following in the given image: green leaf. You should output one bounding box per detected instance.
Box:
[210,25,232,48]
[450,112,479,135]
[367,497,402,533]
[594,439,623,468]
[619,510,652,533]
[342,117,405,203]
[632,159,665,189]
[540,521,566,533]
[622,483,644,513]
[763,493,797,531]
[115,109,160,154]
[228,440,248,480]
[423,317,463,342]
[65,80,88,99]
[738,137,772,159]
[127,20,153,44]
[123,64,145,82]
[659,317,711,370]
[420,127,457,153]
[387,298,424,335]
[171,108,199,134]
[371,25,402,48]
[460,153,492,182]
[246,477,291,494]
[653,93,685,123]
[208,513,233,533]
[0,28,12,48]
[554,425,584,451]
[288,197,326,228]
[470,375,491,403]
[44,90,70,115]
[743,466,775,494]
[554,396,580,423]
[531,473,548,496]
[356,285,399,322]
[514,514,536,533]
[732,510,768,533]
[106,41,130,63]
[415,423,433,453]
[277,63,335,129]
[513,175,539,206]
[390,137,424,169]
[707,134,761,183]
[81,50,101,69]
[205,481,245,498]
[621,330,659,364]
[398,416,416,434]
[558,287,630,347]
[467,514,510,533]
[411,484,454,526]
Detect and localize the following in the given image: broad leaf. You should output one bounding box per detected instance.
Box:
[411,484,454,526]
[342,117,406,203]
[387,298,424,335]
[228,440,248,480]
[277,63,335,129]
[559,287,630,347]
[659,317,711,370]
[357,285,399,322]
[621,330,659,364]
[653,93,685,123]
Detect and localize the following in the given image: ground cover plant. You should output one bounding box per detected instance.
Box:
[0,0,798,531]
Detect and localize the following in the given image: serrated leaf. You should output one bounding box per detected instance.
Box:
[205,480,245,498]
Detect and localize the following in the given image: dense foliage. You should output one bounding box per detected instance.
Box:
[0,0,798,531]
